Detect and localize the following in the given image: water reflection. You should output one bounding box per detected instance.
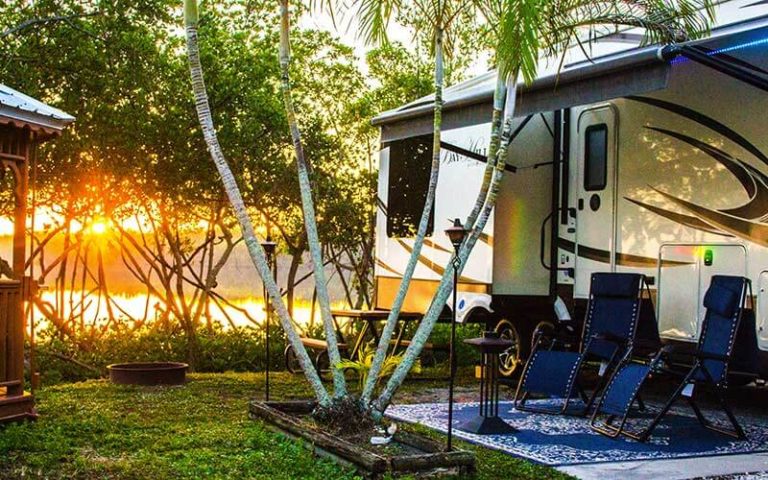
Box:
[34,290,337,333]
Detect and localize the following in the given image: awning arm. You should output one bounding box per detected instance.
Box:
[660,44,768,93]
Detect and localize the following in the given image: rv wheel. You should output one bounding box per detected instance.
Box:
[531,321,556,350]
[494,319,522,377]
[284,345,301,374]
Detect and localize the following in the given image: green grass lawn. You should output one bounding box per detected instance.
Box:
[0,373,570,479]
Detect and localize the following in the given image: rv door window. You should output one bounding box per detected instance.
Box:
[386,134,435,238]
[584,124,608,191]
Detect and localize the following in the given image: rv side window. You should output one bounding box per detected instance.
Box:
[584,124,608,191]
[386,134,435,238]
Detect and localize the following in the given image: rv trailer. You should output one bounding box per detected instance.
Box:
[372,2,768,380]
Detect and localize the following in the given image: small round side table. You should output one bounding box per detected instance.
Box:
[459,334,518,434]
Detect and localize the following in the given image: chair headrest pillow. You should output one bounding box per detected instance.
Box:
[703,284,740,318]
[590,273,642,298]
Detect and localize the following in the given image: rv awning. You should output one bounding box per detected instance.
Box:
[374,14,768,143]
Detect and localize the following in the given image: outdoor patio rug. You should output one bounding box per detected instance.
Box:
[385,400,768,466]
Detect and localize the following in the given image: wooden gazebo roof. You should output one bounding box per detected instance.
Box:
[0,83,74,139]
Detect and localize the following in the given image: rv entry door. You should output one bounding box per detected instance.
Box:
[574,106,617,298]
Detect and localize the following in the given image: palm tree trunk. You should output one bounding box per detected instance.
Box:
[372,76,520,415]
[184,0,330,406]
[361,29,445,404]
[278,0,347,399]
[465,75,506,230]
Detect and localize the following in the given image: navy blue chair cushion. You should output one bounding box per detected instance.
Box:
[600,362,652,416]
[522,350,582,398]
[585,273,643,359]
[697,275,747,384]
[703,284,739,318]
[591,273,642,298]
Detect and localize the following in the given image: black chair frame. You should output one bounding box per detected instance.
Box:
[514,274,650,416]
[590,278,752,442]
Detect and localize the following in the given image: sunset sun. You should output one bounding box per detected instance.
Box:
[89,219,108,235]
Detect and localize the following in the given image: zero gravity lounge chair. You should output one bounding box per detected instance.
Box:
[590,275,751,441]
[514,273,649,415]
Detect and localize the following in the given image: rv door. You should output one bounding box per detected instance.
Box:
[574,106,618,297]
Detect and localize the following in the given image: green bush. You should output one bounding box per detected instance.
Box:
[32,323,288,386]
[30,320,486,386]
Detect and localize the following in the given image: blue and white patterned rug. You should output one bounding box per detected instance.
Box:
[385,400,768,466]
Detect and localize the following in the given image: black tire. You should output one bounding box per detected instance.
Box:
[495,319,523,378]
[284,345,301,374]
[531,320,556,351]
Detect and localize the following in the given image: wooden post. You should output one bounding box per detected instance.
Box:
[8,130,28,396]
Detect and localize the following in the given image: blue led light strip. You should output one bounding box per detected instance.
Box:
[671,35,768,64]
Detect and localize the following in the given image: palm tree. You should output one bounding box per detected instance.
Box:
[278,0,347,399]
[350,0,483,406]
[183,0,331,406]
[370,0,716,416]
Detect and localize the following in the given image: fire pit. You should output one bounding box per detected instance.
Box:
[107,362,188,386]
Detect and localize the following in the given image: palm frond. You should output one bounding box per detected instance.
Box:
[336,343,420,390]
[493,0,715,85]
[495,0,541,83]
[351,0,402,45]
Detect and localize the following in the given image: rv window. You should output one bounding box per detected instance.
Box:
[584,124,608,191]
[386,134,435,238]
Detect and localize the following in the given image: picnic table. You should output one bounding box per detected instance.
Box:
[284,309,450,378]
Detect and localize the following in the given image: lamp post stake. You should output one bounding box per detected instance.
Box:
[444,218,467,452]
[261,237,277,402]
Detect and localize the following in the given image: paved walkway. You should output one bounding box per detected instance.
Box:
[559,453,768,480]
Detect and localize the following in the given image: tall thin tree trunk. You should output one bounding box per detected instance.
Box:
[465,75,507,230]
[183,0,330,406]
[361,29,445,404]
[278,0,346,399]
[286,250,301,317]
[372,76,520,415]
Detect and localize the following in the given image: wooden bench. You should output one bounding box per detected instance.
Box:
[300,337,348,352]
[390,340,449,352]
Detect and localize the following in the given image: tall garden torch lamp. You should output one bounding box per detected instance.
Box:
[444,218,467,451]
[261,236,277,401]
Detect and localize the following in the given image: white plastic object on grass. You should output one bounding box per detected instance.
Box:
[370,423,398,445]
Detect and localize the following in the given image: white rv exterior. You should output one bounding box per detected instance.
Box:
[373,1,768,377]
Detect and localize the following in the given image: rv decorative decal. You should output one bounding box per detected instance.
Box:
[625,196,729,237]
[626,96,768,165]
[653,188,768,247]
[558,238,689,267]
[423,238,452,254]
[395,239,481,283]
[625,96,768,247]
[375,259,401,277]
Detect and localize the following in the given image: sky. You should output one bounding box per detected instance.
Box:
[298,9,490,78]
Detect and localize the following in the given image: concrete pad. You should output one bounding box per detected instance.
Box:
[558,452,768,480]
